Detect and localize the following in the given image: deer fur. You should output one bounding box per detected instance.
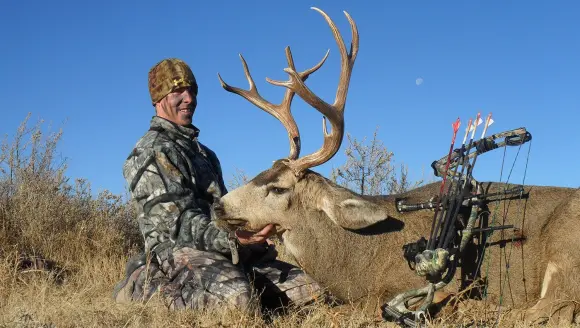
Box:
[214,160,580,322]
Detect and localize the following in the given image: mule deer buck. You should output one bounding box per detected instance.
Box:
[214,7,580,325]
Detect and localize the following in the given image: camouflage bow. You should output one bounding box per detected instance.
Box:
[382,116,533,327]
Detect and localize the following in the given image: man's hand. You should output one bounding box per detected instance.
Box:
[235,224,277,246]
[235,224,278,264]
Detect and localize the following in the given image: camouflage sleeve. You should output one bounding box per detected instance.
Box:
[201,144,228,195]
[124,145,232,260]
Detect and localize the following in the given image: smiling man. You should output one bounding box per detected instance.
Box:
[112,58,323,313]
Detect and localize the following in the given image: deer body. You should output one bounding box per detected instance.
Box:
[285,182,579,307]
[215,7,580,323]
[216,163,580,316]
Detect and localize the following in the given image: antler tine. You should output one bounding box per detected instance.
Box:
[267,8,359,176]
[280,46,330,108]
[218,50,329,160]
[312,7,359,110]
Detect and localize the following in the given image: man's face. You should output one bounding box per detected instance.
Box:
[156,87,197,126]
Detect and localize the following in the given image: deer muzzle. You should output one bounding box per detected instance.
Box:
[210,201,248,232]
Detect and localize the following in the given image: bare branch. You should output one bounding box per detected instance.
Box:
[227,168,250,190]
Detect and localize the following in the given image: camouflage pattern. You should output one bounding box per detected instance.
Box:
[113,116,323,311]
[123,116,231,258]
[148,58,198,105]
[113,248,253,311]
[113,247,323,311]
[414,248,449,277]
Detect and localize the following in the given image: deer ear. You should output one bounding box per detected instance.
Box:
[318,197,388,230]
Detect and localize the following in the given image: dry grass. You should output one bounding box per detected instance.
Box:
[0,114,576,327]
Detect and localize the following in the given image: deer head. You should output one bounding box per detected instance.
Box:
[213,8,392,234]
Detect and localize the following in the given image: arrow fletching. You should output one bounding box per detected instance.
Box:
[469,115,483,132]
[452,117,461,133]
[480,113,494,138]
[462,118,473,145]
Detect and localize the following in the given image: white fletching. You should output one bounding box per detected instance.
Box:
[480,114,494,139]
[469,117,483,132]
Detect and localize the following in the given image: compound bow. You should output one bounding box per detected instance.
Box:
[381,113,533,327]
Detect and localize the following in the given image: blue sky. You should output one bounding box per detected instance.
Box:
[1,0,579,196]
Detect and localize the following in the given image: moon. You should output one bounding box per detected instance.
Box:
[415,77,424,86]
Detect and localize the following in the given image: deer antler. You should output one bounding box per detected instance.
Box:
[218,46,329,160]
[267,7,359,176]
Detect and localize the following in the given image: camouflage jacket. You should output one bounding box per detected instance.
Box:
[123,116,232,262]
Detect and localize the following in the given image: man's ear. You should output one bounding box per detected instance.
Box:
[318,196,389,230]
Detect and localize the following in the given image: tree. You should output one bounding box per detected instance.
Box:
[331,126,423,195]
[227,167,250,190]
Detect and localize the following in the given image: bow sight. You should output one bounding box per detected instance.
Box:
[381,115,532,327]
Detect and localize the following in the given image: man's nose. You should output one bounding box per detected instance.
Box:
[182,88,197,103]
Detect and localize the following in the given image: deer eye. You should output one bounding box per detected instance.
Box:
[269,186,289,195]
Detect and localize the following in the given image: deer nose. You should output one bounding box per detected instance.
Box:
[211,201,224,214]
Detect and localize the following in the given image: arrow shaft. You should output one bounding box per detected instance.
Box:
[428,118,472,250]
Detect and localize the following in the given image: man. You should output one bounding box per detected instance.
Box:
[112,58,322,313]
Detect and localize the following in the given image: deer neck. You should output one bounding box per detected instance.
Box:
[280,195,430,302]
